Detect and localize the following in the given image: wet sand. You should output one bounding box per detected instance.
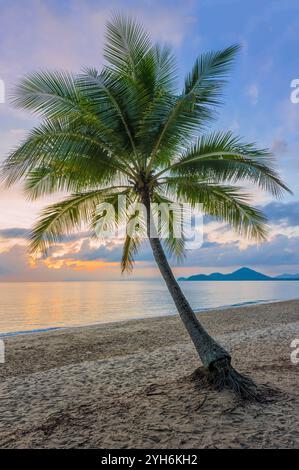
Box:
[0,299,299,448]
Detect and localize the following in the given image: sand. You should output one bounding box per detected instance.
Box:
[0,299,298,449]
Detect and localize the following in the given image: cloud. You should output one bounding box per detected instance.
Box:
[0,264,11,276]
[200,0,241,6]
[180,233,299,270]
[277,99,299,134]
[1,226,299,280]
[271,139,288,155]
[2,226,299,278]
[1,197,299,279]
[0,128,27,161]
[44,237,154,268]
[246,83,259,104]
[0,227,28,239]
[0,0,196,86]
[263,201,299,227]
[0,244,30,278]
[0,243,124,281]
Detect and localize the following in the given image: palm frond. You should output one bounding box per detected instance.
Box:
[159,179,268,241]
[145,45,240,173]
[155,131,291,197]
[152,192,186,261]
[11,70,82,120]
[104,14,152,77]
[29,188,128,255]
[184,44,240,95]
[121,234,142,273]
[93,191,144,272]
[1,118,134,188]
[151,44,178,92]
[77,68,139,160]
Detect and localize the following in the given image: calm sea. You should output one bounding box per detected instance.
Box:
[0,280,298,335]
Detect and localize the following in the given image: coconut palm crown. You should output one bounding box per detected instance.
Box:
[2,15,290,268]
[1,15,291,400]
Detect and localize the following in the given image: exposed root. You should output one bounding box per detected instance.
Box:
[209,358,266,402]
[190,359,277,403]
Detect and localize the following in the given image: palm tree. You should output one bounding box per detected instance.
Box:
[2,15,290,399]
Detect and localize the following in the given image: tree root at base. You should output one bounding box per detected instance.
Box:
[190,359,278,403]
[209,359,265,402]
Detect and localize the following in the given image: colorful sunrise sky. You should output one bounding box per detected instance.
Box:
[0,0,299,281]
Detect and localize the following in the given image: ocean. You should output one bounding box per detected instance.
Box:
[0,280,298,335]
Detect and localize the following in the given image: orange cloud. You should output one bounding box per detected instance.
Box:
[44,258,120,271]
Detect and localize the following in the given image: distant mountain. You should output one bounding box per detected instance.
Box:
[178,267,299,281]
[276,273,299,279]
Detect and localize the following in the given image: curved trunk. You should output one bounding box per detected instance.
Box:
[142,192,230,370]
[148,234,231,369]
[141,191,264,401]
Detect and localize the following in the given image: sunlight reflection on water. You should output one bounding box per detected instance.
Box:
[0,280,298,334]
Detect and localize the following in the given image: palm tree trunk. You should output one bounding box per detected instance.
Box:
[149,230,231,369]
[150,236,232,368]
[142,191,230,369]
[142,190,263,401]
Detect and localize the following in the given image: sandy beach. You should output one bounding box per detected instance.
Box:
[0,299,298,449]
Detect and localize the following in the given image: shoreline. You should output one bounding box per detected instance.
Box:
[0,297,295,338]
[0,299,298,448]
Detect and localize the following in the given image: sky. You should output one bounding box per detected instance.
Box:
[0,0,299,281]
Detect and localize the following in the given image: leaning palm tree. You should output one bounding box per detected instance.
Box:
[2,15,290,399]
